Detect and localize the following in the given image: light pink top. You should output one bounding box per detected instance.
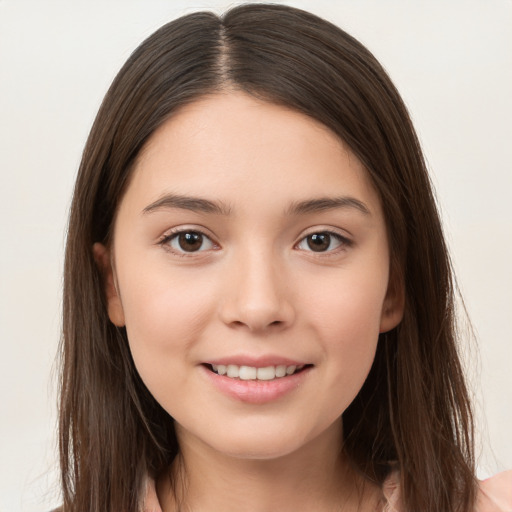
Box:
[381,470,512,512]
[143,470,512,512]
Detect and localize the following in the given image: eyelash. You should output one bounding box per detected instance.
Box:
[295,231,352,254]
[158,228,352,256]
[158,228,218,257]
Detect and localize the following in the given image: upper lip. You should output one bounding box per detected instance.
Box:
[204,355,310,367]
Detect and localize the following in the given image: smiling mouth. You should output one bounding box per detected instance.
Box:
[205,363,311,381]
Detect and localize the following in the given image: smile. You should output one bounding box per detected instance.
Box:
[210,364,305,381]
[203,363,313,404]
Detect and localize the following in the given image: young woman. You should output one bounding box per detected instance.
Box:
[58,4,511,511]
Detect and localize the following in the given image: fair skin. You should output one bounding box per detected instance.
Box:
[94,92,403,511]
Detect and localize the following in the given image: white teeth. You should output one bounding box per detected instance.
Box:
[275,365,287,378]
[210,363,304,380]
[227,365,239,378]
[211,364,227,375]
[239,366,257,380]
[257,366,276,380]
[286,365,296,375]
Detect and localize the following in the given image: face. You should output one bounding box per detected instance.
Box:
[96,92,403,460]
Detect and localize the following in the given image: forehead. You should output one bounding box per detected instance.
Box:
[122,92,382,217]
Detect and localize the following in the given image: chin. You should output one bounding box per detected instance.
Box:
[183,416,336,462]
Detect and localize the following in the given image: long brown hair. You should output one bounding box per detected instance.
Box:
[59,4,476,511]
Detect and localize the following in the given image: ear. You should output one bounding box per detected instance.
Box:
[379,273,405,333]
[92,242,125,327]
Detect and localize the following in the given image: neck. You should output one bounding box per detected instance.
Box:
[157,420,380,512]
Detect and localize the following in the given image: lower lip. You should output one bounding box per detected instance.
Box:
[201,365,312,404]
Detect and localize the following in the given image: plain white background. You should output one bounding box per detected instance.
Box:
[0,1,511,510]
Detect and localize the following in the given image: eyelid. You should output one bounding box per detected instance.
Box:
[157,223,216,241]
[295,227,353,253]
[156,225,352,256]
[158,225,220,256]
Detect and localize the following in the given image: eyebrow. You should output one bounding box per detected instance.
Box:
[286,196,371,216]
[142,193,231,215]
[142,193,370,217]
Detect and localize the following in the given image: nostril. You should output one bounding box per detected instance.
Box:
[228,319,283,329]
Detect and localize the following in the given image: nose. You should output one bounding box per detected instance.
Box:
[219,248,295,333]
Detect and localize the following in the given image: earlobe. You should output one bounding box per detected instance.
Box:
[379,276,405,333]
[92,242,126,327]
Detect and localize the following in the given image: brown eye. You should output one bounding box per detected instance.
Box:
[178,232,203,252]
[307,233,331,252]
[165,230,215,254]
[296,231,349,253]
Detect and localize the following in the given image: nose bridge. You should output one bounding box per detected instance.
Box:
[220,242,294,331]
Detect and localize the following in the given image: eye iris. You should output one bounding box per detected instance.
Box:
[178,232,203,252]
[307,233,330,252]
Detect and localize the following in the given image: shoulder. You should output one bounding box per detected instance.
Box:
[475,470,512,512]
[382,470,512,512]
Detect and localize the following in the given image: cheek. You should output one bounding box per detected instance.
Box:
[303,268,387,402]
[118,267,216,390]
[306,264,387,340]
